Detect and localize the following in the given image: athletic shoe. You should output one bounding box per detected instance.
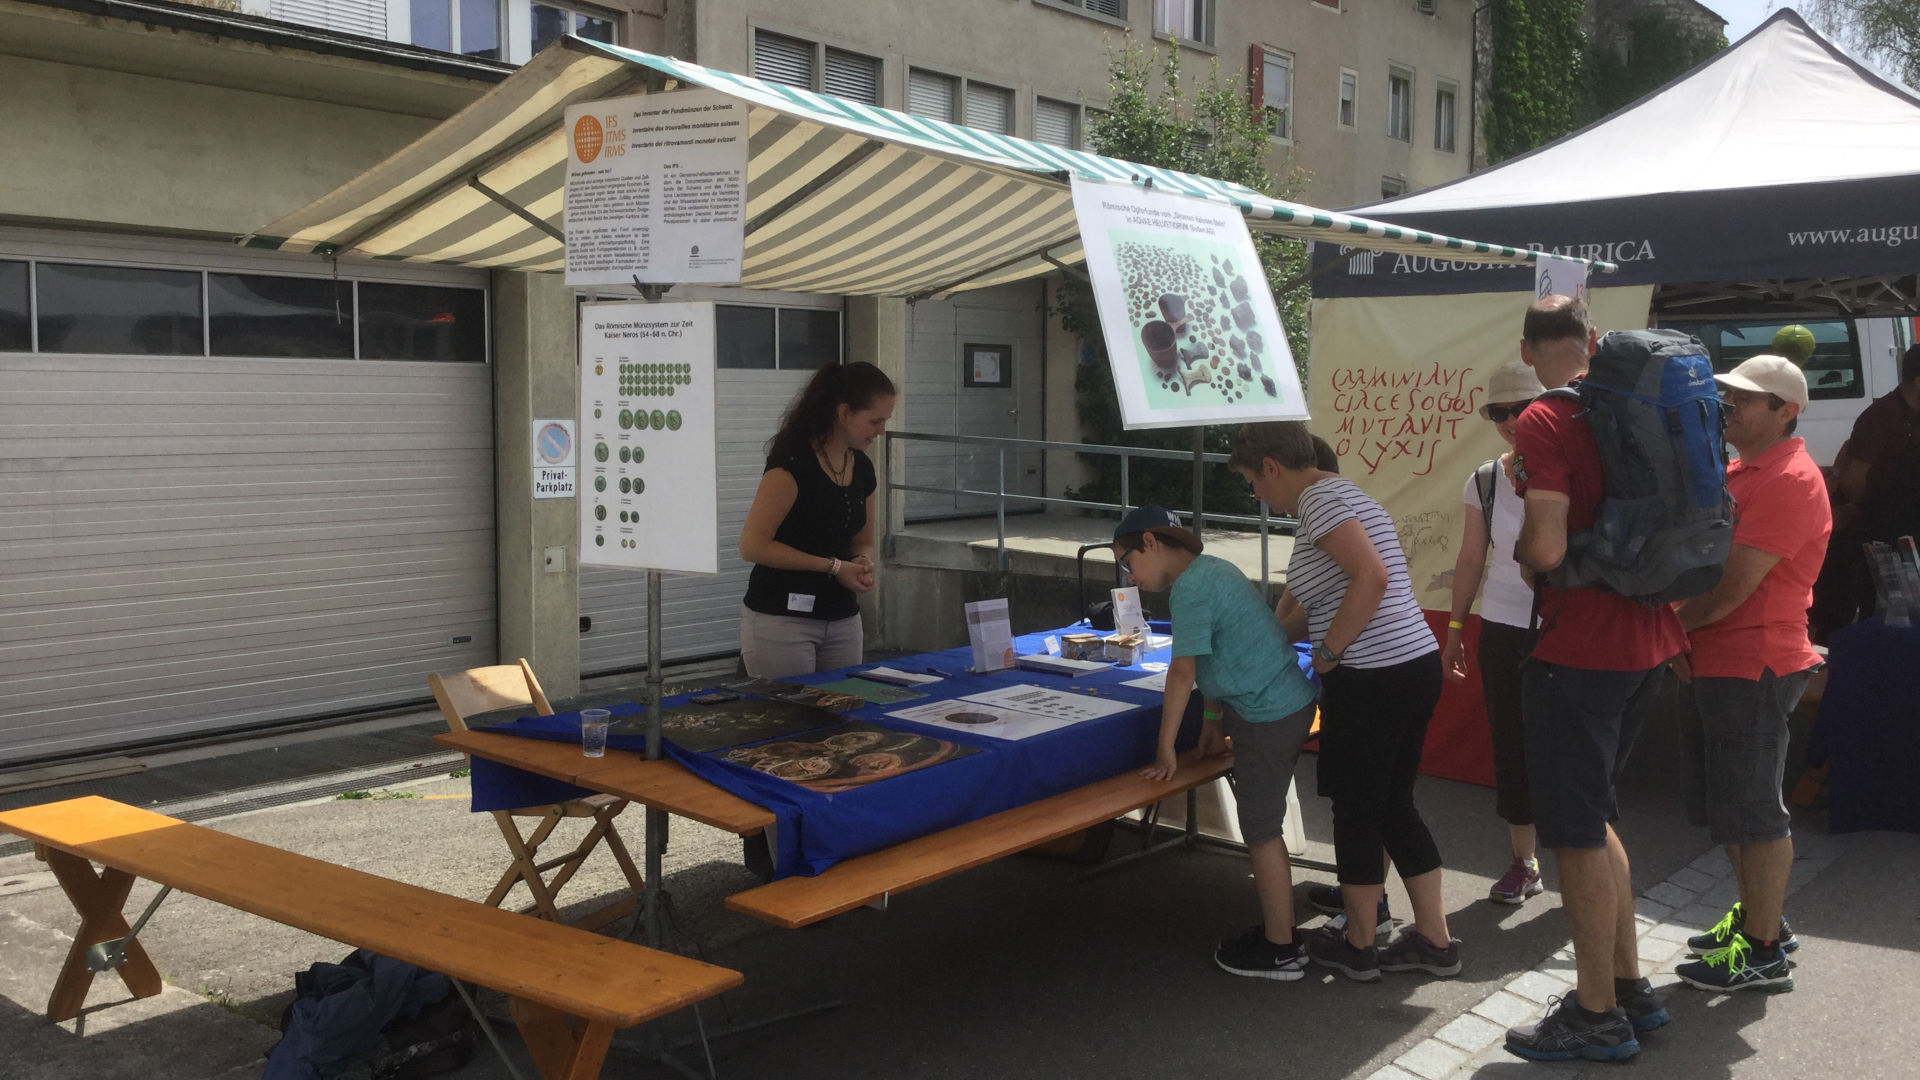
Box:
[1686,902,1799,957]
[1376,928,1462,977]
[1568,981,1671,1034]
[1504,996,1640,1063]
[1306,922,1381,982]
[1214,925,1308,982]
[1305,882,1393,925]
[1676,933,1796,993]
[1489,856,1545,904]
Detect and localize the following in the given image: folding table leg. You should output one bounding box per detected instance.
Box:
[39,848,164,1022]
[510,998,615,1080]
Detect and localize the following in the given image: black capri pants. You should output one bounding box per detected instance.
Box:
[1315,651,1445,885]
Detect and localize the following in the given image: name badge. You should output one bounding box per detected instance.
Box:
[787,592,816,613]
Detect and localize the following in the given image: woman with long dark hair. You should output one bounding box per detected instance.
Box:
[738,361,896,677]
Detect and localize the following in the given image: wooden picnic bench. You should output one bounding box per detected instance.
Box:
[725,749,1235,929]
[0,796,742,1080]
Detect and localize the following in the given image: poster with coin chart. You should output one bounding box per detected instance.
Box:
[578,301,718,573]
[1070,176,1308,429]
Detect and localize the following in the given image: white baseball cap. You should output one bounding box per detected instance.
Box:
[1715,354,1809,409]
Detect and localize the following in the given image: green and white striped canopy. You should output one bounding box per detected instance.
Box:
[245,36,1610,296]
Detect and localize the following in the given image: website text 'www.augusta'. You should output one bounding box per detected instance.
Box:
[1785,224,1920,247]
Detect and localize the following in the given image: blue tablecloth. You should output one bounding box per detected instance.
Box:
[470,626,1313,877]
[1808,618,1920,834]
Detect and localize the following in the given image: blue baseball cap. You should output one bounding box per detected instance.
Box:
[1113,504,1186,541]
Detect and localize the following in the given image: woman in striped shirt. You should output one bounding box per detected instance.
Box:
[1229,421,1458,983]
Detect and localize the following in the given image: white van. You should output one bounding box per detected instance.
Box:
[1661,315,1916,466]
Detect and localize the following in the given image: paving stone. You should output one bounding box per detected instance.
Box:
[1669,866,1719,892]
[1688,848,1734,875]
[1671,902,1726,930]
[1647,921,1698,944]
[1698,879,1742,907]
[1638,936,1684,965]
[1646,881,1698,909]
[1363,1067,1420,1080]
[1509,969,1574,1003]
[1633,897,1673,923]
[1472,990,1542,1028]
[1434,1013,1505,1052]
[1395,1038,1469,1080]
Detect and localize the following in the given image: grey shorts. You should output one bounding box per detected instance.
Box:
[1682,668,1808,845]
[1521,661,1663,850]
[1223,701,1317,846]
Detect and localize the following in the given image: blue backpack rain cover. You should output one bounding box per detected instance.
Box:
[1540,328,1732,604]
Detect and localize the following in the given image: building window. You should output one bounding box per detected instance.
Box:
[1434,80,1458,153]
[1261,49,1293,141]
[408,0,501,58]
[36,263,203,356]
[1387,66,1413,142]
[1338,69,1357,129]
[530,0,617,58]
[1311,0,1340,9]
[1154,0,1213,46]
[1040,0,1126,17]
[1034,97,1082,148]
[0,260,28,352]
[908,67,1013,135]
[208,274,355,359]
[717,304,842,369]
[753,31,882,105]
[1380,176,1406,200]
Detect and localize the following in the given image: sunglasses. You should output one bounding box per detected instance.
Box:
[1485,400,1536,423]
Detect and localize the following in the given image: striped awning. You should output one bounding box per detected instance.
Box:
[244,36,1613,296]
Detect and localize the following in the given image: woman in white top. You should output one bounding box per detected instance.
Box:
[1230,421,1457,982]
[1442,359,1547,907]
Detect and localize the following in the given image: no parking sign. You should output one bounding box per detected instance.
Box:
[531,419,576,499]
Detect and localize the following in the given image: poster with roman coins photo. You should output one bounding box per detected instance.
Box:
[578,301,718,574]
[1070,176,1307,429]
[564,88,748,287]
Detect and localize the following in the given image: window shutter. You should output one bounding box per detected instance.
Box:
[1248,44,1264,110]
[908,69,959,121]
[964,82,1013,135]
[823,48,881,105]
[1085,0,1124,16]
[1034,98,1077,147]
[270,0,385,37]
[753,31,815,90]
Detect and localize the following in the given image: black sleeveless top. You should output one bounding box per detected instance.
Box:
[742,446,876,621]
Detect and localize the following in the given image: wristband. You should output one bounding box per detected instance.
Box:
[1447,619,1465,630]
[1202,710,1221,721]
[828,557,841,577]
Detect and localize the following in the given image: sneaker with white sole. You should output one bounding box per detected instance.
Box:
[1568,981,1671,1034]
[1676,933,1795,993]
[1305,922,1381,982]
[1376,928,1462,977]
[1214,925,1308,982]
[1686,902,1798,957]
[1488,856,1544,904]
[1505,996,1640,1062]
[1305,882,1393,926]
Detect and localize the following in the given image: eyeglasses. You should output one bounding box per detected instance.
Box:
[1485,400,1536,423]
[1719,390,1785,411]
[1117,549,1134,578]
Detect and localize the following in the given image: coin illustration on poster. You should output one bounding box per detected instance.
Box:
[578,301,717,573]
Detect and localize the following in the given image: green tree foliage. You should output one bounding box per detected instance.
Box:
[1485,0,1587,162]
[1806,0,1920,88]
[1584,16,1728,120]
[1055,40,1309,519]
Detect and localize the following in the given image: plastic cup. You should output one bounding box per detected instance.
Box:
[580,708,610,758]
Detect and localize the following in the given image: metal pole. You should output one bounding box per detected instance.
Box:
[1190,427,1206,535]
[996,446,1007,572]
[1259,501,1271,605]
[644,567,666,950]
[1119,452,1130,513]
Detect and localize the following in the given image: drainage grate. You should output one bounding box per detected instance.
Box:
[0,754,465,861]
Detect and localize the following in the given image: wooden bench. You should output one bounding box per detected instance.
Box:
[725,750,1234,929]
[0,796,741,1080]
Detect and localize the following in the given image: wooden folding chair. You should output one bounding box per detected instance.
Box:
[428,661,645,931]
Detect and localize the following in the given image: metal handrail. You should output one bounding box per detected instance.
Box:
[883,429,1296,590]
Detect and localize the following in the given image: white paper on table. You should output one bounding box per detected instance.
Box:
[1016,654,1113,675]
[886,700,1079,741]
[860,666,944,686]
[960,684,1134,722]
[1110,586,1146,637]
[964,598,1014,672]
[1121,672,1168,692]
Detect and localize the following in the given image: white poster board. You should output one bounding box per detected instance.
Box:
[564,88,748,287]
[578,301,718,573]
[1534,252,1589,303]
[1071,176,1307,430]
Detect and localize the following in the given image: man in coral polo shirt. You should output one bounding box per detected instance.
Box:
[1672,355,1831,994]
[1503,296,1687,1064]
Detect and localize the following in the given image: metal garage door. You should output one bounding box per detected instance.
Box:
[579,295,835,674]
[0,241,494,765]
[904,282,1044,520]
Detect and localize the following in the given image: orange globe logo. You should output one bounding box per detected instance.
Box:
[574,115,604,164]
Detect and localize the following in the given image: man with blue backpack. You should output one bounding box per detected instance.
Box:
[1502,296,1728,1064]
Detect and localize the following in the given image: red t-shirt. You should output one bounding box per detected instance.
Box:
[1688,438,1831,679]
[1512,391,1687,671]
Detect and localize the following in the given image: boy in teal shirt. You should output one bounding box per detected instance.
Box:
[1114,505,1319,979]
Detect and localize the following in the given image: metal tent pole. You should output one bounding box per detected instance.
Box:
[644,567,665,949]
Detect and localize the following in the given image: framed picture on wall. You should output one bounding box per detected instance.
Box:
[964,342,1013,388]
